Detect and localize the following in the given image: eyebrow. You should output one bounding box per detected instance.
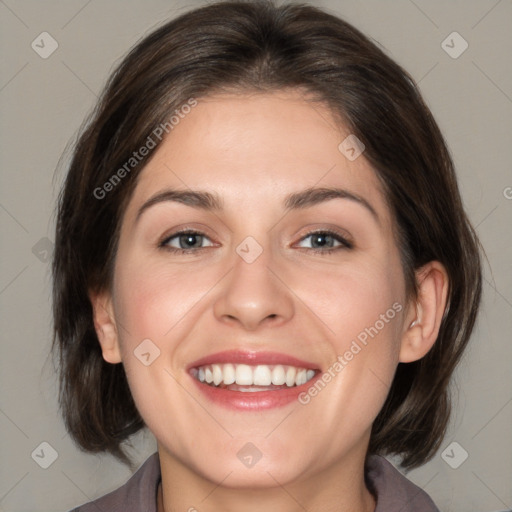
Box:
[135,186,379,224]
[135,189,223,224]
[284,186,379,223]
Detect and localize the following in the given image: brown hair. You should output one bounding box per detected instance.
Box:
[52,0,482,469]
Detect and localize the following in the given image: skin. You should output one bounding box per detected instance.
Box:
[91,89,448,512]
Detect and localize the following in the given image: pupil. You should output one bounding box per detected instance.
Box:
[180,234,201,248]
[313,234,332,248]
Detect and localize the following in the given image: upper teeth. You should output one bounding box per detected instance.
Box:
[195,364,316,387]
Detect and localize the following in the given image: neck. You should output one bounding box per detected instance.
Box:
[156,444,376,512]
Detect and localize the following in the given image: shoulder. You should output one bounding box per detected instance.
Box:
[69,452,161,512]
[365,455,440,512]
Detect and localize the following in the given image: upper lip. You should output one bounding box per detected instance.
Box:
[188,350,320,370]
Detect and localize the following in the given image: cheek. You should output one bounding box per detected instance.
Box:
[112,256,216,346]
[292,251,405,425]
[110,260,209,446]
[110,257,222,406]
[291,250,405,345]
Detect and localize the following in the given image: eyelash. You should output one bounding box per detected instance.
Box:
[158,228,353,255]
[295,229,354,254]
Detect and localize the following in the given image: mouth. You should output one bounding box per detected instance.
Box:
[188,351,321,410]
[191,363,316,391]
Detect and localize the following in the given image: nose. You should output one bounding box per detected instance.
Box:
[213,249,295,331]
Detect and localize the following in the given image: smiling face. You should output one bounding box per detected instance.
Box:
[93,89,415,492]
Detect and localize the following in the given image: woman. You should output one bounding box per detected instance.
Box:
[52,1,482,510]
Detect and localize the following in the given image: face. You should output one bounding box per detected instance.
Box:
[103,89,410,487]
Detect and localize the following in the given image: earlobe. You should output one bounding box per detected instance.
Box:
[399,261,449,363]
[89,289,122,364]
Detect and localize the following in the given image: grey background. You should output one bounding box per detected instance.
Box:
[0,0,511,511]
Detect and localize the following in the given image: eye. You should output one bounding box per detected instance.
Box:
[159,230,214,252]
[158,229,351,254]
[295,230,353,252]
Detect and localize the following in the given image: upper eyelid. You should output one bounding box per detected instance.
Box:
[161,229,214,245]
[294,230,353,249]
[159,225,216,242]
[293,225,353,243]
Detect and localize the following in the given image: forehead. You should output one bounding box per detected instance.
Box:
[124,90,390,223]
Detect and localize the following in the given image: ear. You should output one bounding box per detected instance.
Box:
[89,289,122,364]
[399,261,449,363]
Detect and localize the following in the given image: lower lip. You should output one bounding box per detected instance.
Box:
[190,373,321,411]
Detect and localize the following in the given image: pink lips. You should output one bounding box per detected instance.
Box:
[188,350,319,370]
[188,350,321,411]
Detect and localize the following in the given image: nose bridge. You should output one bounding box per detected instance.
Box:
[213,241,294,330]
